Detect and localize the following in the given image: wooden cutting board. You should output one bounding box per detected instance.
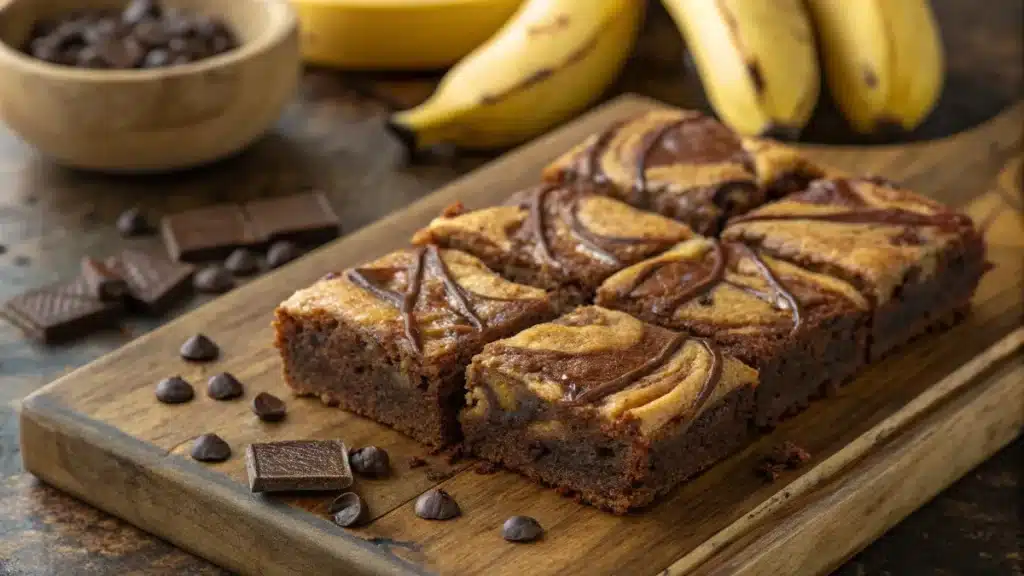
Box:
[19,95,1024,576]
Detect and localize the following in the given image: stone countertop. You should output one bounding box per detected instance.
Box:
[0,1,1021,574]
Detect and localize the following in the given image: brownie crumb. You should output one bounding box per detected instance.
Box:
[768,441,812,468]
[442,445,464,465]
[757,441,811,482]
[425,468,455,483]
[474,461,498,475]
[407,456,427,469]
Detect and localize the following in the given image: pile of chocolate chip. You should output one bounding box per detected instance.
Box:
[22,0,238,69]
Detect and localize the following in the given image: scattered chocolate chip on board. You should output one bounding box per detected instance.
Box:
[349,446,391,478]
[23,0,238,70]
[415,489,461,521]
[155,376,194,404]
[179,333,219,362]
[329,492,369,528]
[207,373,244,400]
[266,241,302,269]
[245,440,353,493]
[191,434,231,463]
[251,392,287,422]
[502,516,544,543]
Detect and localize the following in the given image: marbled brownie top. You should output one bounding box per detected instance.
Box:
[467,306,757,435]
[596,237,868,337]
[542,109,823,234]
[723,178,981,304]
[412,185,692,291]
[277,247,551,361]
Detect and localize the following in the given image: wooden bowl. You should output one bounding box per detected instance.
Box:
[0,0,300,173]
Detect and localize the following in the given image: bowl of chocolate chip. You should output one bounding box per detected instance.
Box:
[0,0,299,172]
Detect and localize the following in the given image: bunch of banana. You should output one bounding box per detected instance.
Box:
[381,0,944,151]
[805,0,945,134]
[386,0,643,150]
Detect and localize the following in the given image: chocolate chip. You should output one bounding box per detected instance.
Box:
[349,446,390,478]
[75,46,107,68]
[122,0,161,27]
[116,207,152,236]
[251,392,286,422]
[191,433,230,462]
[207,372,243,400]
[329,492,369,527]
[266,241,302,269]
[179,333,218,362]
[414,489,460,521]
[224,248,260,276]
[502,516,543,542]
[193,265,234,293]
[155,376,193,404]
[81,257,129,301]
[97,37,144,68]
[133,19,169,48]
[142,48,170,68]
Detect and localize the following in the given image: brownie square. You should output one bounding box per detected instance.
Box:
[596,237,870,426]
[411,185,692,312]
[542,109,824,235]
[722,178,988,360]
[274,246,555,447]
[461,306,758,513]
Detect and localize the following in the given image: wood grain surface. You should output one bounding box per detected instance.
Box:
[1,1,1022,575]
[18,95,1024,576]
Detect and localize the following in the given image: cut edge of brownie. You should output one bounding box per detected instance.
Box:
[461,375,756,514]
[273,288,555,448]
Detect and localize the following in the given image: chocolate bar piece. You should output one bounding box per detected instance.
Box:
[160,204,260,262]
[160,193,341,263]
[244,192,340,246]
[108,249,195,314]
[245,440,353,493]
[0,277,122,343]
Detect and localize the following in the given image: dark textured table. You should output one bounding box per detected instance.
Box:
[1,2,1021,574]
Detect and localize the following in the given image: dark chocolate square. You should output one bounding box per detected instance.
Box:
[161,204,261,262]
[243,192,340,246]
[107,249,195,314]
[245,440,353,493]
[0,277,122,343]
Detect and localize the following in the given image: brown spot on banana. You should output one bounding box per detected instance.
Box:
[716,0,764,97]
[862,66,879,89]
[527,14,570,36]
[747,60,766,93]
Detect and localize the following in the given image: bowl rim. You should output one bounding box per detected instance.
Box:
[0,0,298,82]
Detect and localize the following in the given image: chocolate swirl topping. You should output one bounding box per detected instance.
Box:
[345,246,485,354]
[523,186,678,269]
[729,206,973,232]
[564,335,723,419]
[618,240,803,332]
[583,120,625,185]
[633,118,689,206]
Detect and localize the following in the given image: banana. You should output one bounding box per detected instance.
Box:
[661,0,820,138]
[386,0,643,151]
[806,0,944,134]
[291,0,523,69]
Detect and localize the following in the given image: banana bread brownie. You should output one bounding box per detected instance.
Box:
[411,185,692,312]
[461,306,758,513]
[596,237,870,426]
[543,109,824,235]
[723,177,987,360]
[274,246,555,447]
